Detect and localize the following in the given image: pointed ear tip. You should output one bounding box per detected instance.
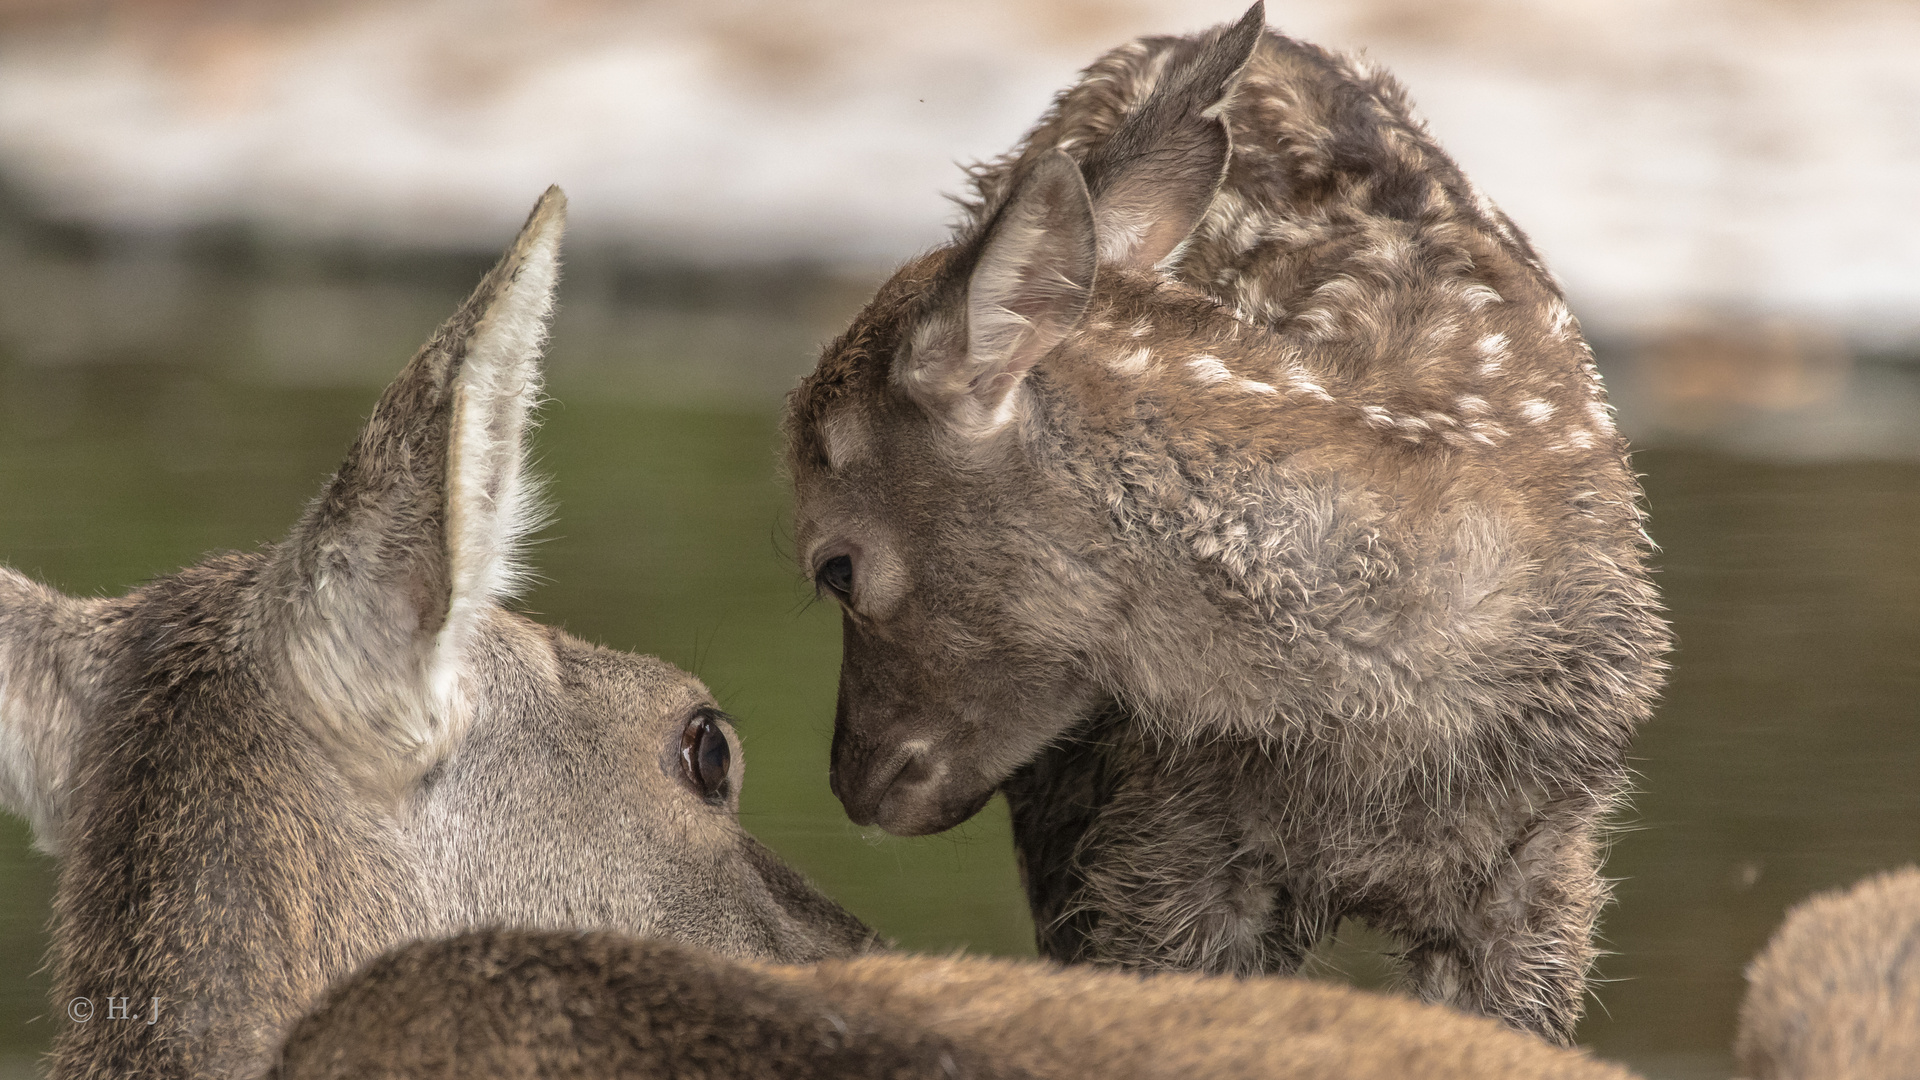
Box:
[1230,1,1265,38]
[522,186,569,249]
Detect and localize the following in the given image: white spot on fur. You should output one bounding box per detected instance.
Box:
[1285,371,1336,403]
[1568,428,1599,449]
[1547,300,1577,339]
[1586,399,1616,434]
[1461,283,1503,311]
[1359,236,1415,269]
[1517,399,1555,425]
[1111,347,1153,375]
[1468,419,1509,446]
[1477,332,1509,377]
[1188,354,1233,385]
[1185,354,1273,396]
[1456,395,1492,416]
[1128,318,1155,338]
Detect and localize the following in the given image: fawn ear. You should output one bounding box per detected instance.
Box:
[0,570,108,854]
[270,187,564,780]
[1081,1,1263,269]
[902,150,1096,435]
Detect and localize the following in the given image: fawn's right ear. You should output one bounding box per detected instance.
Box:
[266,188,565,790]
[1080,1,1263,269]
[1,570,108,854]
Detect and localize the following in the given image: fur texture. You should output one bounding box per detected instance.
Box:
[1,188,875,1080]
[1734,866,1920,1080]
[785,6,1667,1044]
[276,929,1642,1080]
[0,572,112,854]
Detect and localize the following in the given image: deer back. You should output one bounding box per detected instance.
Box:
[273,929,1642,1080]
[1735,866,1920,1080]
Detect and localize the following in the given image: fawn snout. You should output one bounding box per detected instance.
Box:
[830,722,991,836]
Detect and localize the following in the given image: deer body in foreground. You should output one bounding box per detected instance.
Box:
[1734,866,1920,1080]
[273,929,1642,1080]
[784,5,1667,1043]
[0,188,873,1080]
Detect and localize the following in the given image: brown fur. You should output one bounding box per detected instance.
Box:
[1734,866,1920,1080]
[784,6,1667,1043]
[276,930,1641,1080]
[273,931,1031,1080]
[1,188,874,1080]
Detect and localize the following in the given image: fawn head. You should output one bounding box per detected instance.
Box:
[785,7,1265,835]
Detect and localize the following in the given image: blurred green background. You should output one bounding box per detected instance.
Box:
[1,223,1917,1080]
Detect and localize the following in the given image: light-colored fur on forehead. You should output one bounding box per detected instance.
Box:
[819,400,874,473]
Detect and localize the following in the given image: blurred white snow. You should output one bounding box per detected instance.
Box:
[2,0,1917,341]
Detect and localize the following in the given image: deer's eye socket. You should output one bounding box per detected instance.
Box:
[816,554,854,602]
[680,710,732,804]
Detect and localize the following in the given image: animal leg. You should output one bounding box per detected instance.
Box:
[1403,819,1607,1045]
[1062,760,1324,976]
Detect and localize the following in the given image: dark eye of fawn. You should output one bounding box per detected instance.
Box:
[817,554,853,601]
[680,711,731,804]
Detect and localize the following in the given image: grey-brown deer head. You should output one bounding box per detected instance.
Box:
[1,188,873,1080]
[787,6,1265,836]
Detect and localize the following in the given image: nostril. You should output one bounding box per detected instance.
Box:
[835,741,933,827]
[891,749,936,792]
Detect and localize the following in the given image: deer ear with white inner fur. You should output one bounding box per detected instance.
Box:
[0,571,108,855]
[268,187,565,786]
[1080,1,1264,269]
[901,150,1096,435]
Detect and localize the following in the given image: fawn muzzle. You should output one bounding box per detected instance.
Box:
[829,715,993,836]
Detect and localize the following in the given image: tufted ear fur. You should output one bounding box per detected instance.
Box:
[265,187,565,789]
[900,150,1096,437]
[1080,1,1264,269]
[0,570,109,855]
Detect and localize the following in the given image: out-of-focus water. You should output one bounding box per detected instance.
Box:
[1,236,1917,1080]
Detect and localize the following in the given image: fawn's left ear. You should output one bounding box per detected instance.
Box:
[1081,1,1264,269]
[900,150,1096,437]
[0,569,110,854]
[269,187,565,783]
